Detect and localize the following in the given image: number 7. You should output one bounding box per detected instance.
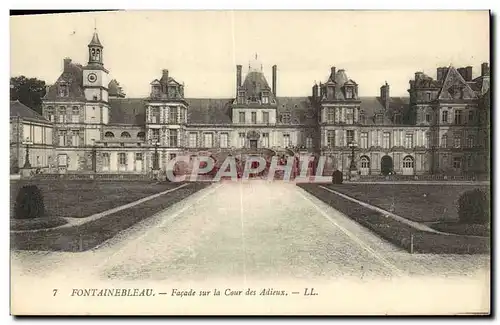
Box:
[53,289,58,296]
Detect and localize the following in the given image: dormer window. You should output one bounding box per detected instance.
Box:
[394,113,402,124]
[359,111,366,124]
[376,113,384,124]
[58,83,69,97]
[262,91,269,104]
[152,85,160,96]
[345,86,354,99]
[281,113,291,124]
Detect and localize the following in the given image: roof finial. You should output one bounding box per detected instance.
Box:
[255,53,258,60]
[94,18,97,32]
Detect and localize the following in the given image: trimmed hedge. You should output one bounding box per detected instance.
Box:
[14,185,45,219]
[458,189,490,225]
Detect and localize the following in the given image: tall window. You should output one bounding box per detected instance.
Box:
[239,112,245,123]
[72,106,79,123]
[360,156,370,169]
[345,87,353,99]
[359,112,366,124]
[283,134,290,148]
[468,110,474,122]
[150,107,159,123]
[239,132,245,147]
[59,131,67,146]
[263,112,269,124]
[169,129,177,147]
[180,108,186,123]
[346,130,355,144]
[441,135,448,148]
[453,157,461,169]
[383,132,391,149]
[152,129,160,141]
[72,130,80,147]
[46,107,54,122]
[442,110,448,123]
[405,133,413,148]
[169,106,178,123]
[58,84,69,97]
[425,132,431,148]
[360,132,368,149]
[454,110,462,125]
[376,114,384,124]
[102,153,110,168]
[220,133,228,148]
[204,133,213,148]
[394,113,402,124]
[403,156,414,168]
[251,112,257,124]
[327,131,335,148]
[425,113,431,123]
[306,137,313,149]
[118,153,126,165]
[346,108,354,124]
[59,106,66,123]
[454,135,461,148]
[262,133,269,147]
[327,108,335,123]
[467,136,475,148]
[188,132,197,148]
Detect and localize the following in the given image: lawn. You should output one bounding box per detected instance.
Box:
[322,183,490,223]
[10,180,185,219]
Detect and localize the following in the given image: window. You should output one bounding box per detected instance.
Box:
[262,96,269,104]
[118,153,126,165]
[327,108,335,123]
[282,113,291,124]
[283,134,290,148]
[59,106,66,123]
[425,132,431,148]
[72,130,79,147]
[327,130,335,148]
[453,157,461,169]
[137,132,145,139]
[454,110,462,125]
[220,133,228,148]
[394,113,402,124]
[383,132,391,149]
[426,92,431,101]
[442,110,448,123]
[467,136,474,148]
[239,112,245,123]
[263,112,269,124]
[345,87,353,99]
[121,132,131,138]
[425,113,430,122]
[360,156,370,169]
[169,106,178,123]
[169,129,178,147]
[152,129,160,141]
[135,153,143,161]
[403,156,414,168]
[376,114,384,124]
[72,106,79,123]
[169,153,177,161]
[468,111,474,122]
[188,132,197,148]
[346,108,354,124]
[180,108,186,123]
[59,131,67,146]
[306,137,313,149]
[346,130,355,144]
[150,107,158,123]
[58,84,69,97]
[104,131,114,138]
[251,112,257,124]
[441,135,448,148]
[262,133,269,147]
[46,107,54,122]
[239,132,245,147]
[204,133,213,148]
[360,132,368,149]
[359,112,366,124]
[405,133,413,148]
[454,135,461,148]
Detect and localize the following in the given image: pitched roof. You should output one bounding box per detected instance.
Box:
[43,61,85,101]
[276,97,317,125]
[186,98,233,124]
[88,31,103,47]
[108,98,147,125]
[323,68,358,100]
[10,100,49,122]
[438,66,477,100]
[240,70,273,101]
[359,97,410,125]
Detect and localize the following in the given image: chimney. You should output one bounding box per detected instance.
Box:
[63,58,72,71]
[380,82,390,109]
[161,69,169,93]
[272,65,277,96]
[415,72,424,81]
[330,66,336,80]
[457,67,467,80]
[236,65,242,90]
[312,83,318,98]
[465,66,473,81]
[481,62,489,76]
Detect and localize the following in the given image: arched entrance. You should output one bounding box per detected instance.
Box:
[402,155,415,175]
[380,155,393,176]
[246,130,260,149]
[359,156,370,176]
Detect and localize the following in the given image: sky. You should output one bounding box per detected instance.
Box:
[10,10,490,98]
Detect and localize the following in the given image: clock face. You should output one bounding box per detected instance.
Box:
[87,73,97,83]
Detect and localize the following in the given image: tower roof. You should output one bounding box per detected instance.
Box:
[88,31,103,48]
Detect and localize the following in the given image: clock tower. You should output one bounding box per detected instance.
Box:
[83,29,109,104]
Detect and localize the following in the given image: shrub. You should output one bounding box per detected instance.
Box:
[13,185,45,219]
[458,189,490,225]
[332,170,343,184]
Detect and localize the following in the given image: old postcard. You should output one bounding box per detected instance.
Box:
[9,10,491,315]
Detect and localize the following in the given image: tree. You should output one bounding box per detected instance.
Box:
[10,76,47,115]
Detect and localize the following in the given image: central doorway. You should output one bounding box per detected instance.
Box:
[249,140,258,149]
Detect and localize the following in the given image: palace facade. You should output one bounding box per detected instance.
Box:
[10,30,491,177]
